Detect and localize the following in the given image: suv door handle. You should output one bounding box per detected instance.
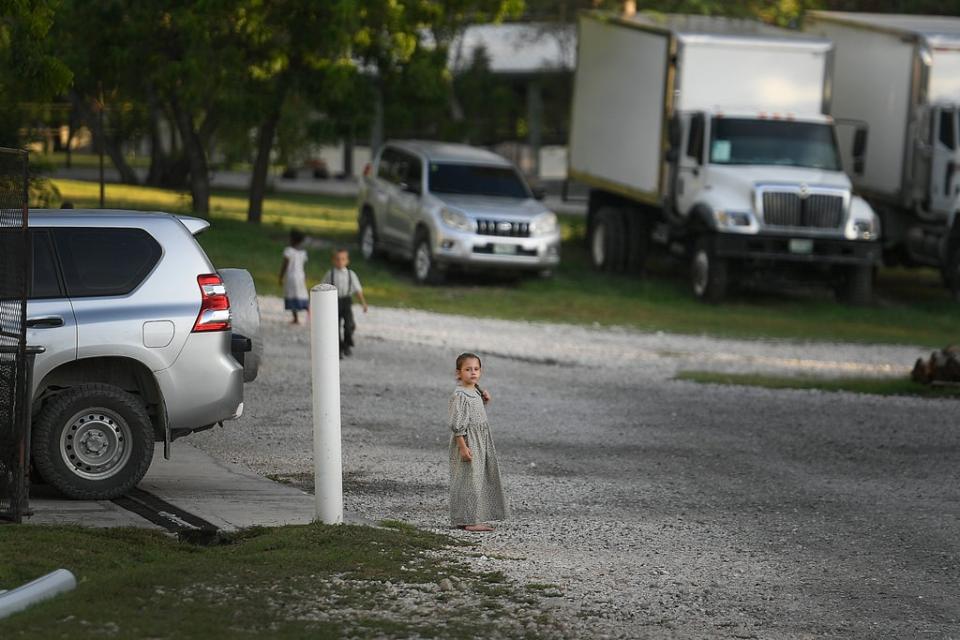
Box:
[27,316,64,328]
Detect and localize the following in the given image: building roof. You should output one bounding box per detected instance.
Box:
[448,23,575,75]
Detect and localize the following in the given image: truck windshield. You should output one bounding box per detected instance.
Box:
[709,119,841,171]
[429,163,530,198]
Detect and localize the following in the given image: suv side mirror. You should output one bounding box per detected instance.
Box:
[852,127,868,175]
[401,181,421,195]
[531,185,546,201]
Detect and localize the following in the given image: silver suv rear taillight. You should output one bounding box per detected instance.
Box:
[193,273,231,332]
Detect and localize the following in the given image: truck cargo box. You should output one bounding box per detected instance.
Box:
[807,11,960,203]
[569,12,833,204]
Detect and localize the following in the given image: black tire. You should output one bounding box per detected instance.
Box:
[359,213,379,261]
[944,247,960,303]
[607,208,628,273]
[836,264,873,306]
[623,207,650,274]
[412,231,443,285]
[690,238,728,303]
[219,268,262,383]
[590,207,626,272]
[32,384,154,500]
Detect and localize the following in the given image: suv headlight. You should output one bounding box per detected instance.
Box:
[440,207,474,232]
[530,212,558,236]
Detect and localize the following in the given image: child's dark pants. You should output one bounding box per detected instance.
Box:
[338,296,355,353]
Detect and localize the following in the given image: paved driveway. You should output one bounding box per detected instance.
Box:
[192,299,958,639]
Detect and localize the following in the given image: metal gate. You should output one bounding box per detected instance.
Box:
[0,148,31,523]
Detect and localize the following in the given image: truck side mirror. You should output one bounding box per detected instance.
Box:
[852,127,868,175]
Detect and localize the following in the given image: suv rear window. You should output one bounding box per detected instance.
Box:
[31,230,62,299]
[53,228,161,297]
[428,163,529,198]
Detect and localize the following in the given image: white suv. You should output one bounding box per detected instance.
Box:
[23,210,260,500]
[357,140,561,282]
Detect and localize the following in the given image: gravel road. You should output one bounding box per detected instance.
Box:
[192,297,959,639]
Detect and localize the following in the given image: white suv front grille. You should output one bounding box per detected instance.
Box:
[475,219,531,237]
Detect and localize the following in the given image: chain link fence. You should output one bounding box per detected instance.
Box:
[0,148,31,523]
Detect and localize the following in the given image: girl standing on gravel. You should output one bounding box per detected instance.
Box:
[449,352,508,532]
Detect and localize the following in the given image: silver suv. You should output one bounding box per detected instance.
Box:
[25,209,260,500]
[357,140,561,282]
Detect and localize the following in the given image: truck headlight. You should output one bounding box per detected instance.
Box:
[712,210,757,232]
[530,212,558,236]
[845,212,880,241]
[440,207,474,232]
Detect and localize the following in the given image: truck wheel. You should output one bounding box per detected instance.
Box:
[945,248,960,303]
[590,207,626,272]
[219,268,262,383]
[412,231,443,285]
[836,265,873,306]
[690,239,728,303]
[32,384,154,500]
[624,210,650,274]
[359,214,379,261]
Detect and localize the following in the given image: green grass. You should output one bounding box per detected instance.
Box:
[0,523,551,639]
[51,178,960,347]
[676,370,960,399]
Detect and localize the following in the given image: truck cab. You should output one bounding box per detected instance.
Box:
[918,103,960,223]
[805,11,960,301]
[663,110,879,301]
[672,110,877,239]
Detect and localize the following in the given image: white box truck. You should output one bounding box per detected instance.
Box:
[569,12,881,303]
[806,11,960,301]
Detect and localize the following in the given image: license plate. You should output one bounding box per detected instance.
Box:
[493,244,517,255]
[789,238,814,255]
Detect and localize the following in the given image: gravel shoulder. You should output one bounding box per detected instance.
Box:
[191,298,958,639]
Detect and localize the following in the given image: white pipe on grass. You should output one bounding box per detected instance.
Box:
[0,569,76,619]
[310,284,344,524]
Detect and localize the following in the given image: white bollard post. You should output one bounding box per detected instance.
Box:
[310,284,343,524]
[0,569,76,619]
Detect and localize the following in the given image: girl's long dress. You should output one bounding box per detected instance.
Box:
[448,386,508,526]
[282,246,309,310]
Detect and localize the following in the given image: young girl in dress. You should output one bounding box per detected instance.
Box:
[279,229,309,324]
[449,352,508,532]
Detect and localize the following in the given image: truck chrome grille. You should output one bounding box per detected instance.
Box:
[761,192,844,229]
[475,219,531,237]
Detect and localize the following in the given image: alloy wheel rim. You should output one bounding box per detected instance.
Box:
[415,243,431,281]
[59,409,133,480]
[591,223,606,267]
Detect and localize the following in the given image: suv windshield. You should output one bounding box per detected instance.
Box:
[429,163,530,198]
[709,119,841,171]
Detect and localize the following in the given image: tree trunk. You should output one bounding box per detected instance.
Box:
[70,91,140,185]
[170,96,211,215]
[248,110,281,224]
[342,124,354,178]
[248,76,291,224]
[370,78,384,156]
[145,87,168,187]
